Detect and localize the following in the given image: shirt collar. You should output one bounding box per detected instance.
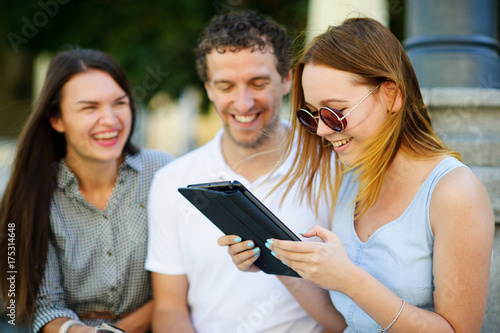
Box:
[56,152,141,190]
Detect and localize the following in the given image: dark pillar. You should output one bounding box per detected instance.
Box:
[403,0,500,88]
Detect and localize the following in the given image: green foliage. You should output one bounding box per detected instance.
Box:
[2,0,308,106]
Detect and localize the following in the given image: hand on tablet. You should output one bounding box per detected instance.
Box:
[217,235,262,272]
[266,225,354,291]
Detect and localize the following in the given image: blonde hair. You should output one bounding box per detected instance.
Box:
[278,17,460,218]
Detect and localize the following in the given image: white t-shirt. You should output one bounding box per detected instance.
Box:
[146,129,331,333]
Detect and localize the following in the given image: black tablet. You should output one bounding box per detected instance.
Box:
[178,180,301,277]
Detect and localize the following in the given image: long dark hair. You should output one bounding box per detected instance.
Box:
[0,49,138,323]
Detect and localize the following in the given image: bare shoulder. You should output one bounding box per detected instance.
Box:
[430,165,494,234]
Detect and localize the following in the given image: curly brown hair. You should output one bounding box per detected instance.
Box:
[194,10,292,82]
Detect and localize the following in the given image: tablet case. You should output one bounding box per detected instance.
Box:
[178,180,301,277]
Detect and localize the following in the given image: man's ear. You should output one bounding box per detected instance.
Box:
[204,81,214,102]
[49,116,65,133]
[381,80,403,113]
[282,69,292,95]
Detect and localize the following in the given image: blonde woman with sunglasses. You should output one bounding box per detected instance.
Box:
[221,17,494,332]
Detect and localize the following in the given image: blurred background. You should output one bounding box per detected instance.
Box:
[1,0,500,331]
[0,0,407,158]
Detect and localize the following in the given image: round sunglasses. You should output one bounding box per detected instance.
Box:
[297,84,380,133]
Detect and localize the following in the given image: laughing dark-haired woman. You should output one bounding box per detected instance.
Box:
[0,49,173,333]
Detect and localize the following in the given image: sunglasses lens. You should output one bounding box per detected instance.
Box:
[320,108,346,132]
[296,109,318,133]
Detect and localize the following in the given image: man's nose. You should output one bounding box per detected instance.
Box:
[233,87,254,113]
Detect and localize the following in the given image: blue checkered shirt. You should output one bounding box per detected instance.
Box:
[32,149,173,332]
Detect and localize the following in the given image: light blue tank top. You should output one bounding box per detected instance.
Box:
[329,157,466,332]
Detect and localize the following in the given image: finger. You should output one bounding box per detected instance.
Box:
[298,226,323,239]
[217,235,243,246]
[266,238,316,254]
[236,252,261,273]
[270,245,308,264]
[269,247,305,276]
[228,239,259,255]
[232,247,261,270]
[303,225,337,243]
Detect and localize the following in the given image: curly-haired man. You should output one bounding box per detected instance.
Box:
[146,11,336,332]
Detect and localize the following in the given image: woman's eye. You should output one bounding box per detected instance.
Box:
[81,106,96,111]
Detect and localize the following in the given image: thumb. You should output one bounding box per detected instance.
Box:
[300,225,336,242]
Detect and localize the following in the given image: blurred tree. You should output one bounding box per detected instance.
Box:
[1,0,308,114]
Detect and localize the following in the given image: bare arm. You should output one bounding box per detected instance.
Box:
[269,168,494,332]
[277,275,346,332]
[114,299,153,333]
[217,235,346,332]
[41,300,153,333]
[151,272,195,333]
[41,318,93,333]
[429,167,494,331]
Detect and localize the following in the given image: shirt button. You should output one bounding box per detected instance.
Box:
[107,251,113,256]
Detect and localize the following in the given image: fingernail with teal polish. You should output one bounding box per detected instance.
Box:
[299,229,309,234]
[267,239,273,245]
[271,251,276,257]
[265,243,271,249]
[253,247,260,253]
[234,237,242,243]
[254,253,260,257]
[282,261,287,266]
[247,241,254,248]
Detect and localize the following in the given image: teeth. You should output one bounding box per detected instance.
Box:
[93,131,118,140]
[234,114,257,123]
[332,138,351,147]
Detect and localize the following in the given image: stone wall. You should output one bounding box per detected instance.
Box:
[424,88,500,222]
[423,88,500,332]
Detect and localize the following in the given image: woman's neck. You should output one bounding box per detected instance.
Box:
[65,155,122,210]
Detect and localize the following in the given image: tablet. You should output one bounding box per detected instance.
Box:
[178,180,301,277]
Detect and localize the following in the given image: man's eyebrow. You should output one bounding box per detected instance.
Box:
[250,75,271,81]
[213,80,232,85]
[213,75,271,85]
